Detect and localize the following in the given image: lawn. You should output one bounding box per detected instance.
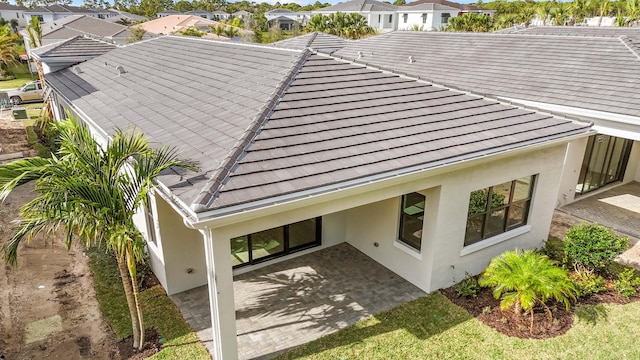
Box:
[87,247,210,359]
[277,292,640,360]
[0,63,36,90]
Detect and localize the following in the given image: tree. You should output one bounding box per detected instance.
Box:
[25,16,42,49]
[393,0,406,5]
[223,25,239,38]
[479,249,578,333]
[0,118,196,350]
[179,26,205,37]
[173,0,193,12]
[446,13,494,32]
[306,13,375,39]
[126,26,147,43]
[0,34,17,79]
[536,1,553,26]
[551,2,570,25]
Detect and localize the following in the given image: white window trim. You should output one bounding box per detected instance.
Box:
[460,225,531,257]
[394,240,422,260]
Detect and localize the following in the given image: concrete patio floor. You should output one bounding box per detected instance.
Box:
[170,243,426,360]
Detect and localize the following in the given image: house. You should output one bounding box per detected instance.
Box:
[43,34,591,358]
[105,9,148,24]
[313,0,399,32]
[232,10,252,21]
[24,5,115,23]
[0,2,28,28]
[136,15,252,39]
[157,9,182,17]
[330,30,640,208]
[264,8,310,28]
[396,2,460,31]
[185,9,215,20]
[211,10,230,21]
[405,0,495,16]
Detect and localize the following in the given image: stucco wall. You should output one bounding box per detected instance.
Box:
[397,12,433,31]
[556,137,588,207]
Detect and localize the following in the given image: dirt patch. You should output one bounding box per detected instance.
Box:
[0,183,121,359]
[0,119,36,156]
[117,328,162,360]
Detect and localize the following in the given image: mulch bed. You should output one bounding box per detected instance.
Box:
[442,278,640,340]
[117,328,162,360]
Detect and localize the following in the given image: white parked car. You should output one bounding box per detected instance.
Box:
[6,81,44,105]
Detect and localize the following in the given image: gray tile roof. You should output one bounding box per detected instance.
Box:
[273,32,349,53]
[333,31,640,118]
[0,2,26,10]
[45,35,590,215]
[42,15,132,40]
[404,0,492,11]
[399,3,459,11]
[495,26,640,38]
[317,0,398,13]
[31,36,117,58]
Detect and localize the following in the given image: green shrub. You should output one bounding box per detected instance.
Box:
[564,223,628,273]
[479,249,577,332]
[540,237,565,263]
[614,268,640,299]
[573,270,606,298]
[454,274,479,298]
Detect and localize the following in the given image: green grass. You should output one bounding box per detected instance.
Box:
[0,63,36,89]
[277,291,640,360]
[87,247,210,359]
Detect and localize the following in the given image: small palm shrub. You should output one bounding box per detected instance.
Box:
[454,274,479,298]
[479,249,577,333]
[564,223,628,273]
[614,268,640,299]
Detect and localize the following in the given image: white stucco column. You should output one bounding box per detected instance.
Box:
[202,228,238,360]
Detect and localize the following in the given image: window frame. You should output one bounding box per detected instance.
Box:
[398,192,426,251]
[464,176,535,247]
[403,13,408,23]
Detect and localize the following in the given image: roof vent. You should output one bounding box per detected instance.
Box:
[408,56,415,64]
[115,65,125,76]
[72,65,82,74]
[357,51,363,59]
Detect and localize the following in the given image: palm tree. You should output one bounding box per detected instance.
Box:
[625,0,640,24]
[0,34,17,79]
[26,16,42,48]
[479,249,577,333]
[9,19,18,34]
[536,1,553,25]
[597,0,612,26]
[223,26,239,38]
[551,2,570,25]
[0,118,196,350]
[518,5,537,27]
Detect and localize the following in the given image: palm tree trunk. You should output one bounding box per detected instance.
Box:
[127,250,145,350]
[116,252,142,349]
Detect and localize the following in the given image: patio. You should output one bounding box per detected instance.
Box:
[171,243,426,359]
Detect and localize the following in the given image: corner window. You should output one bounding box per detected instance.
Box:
[403,13,408,23]
[441,13,450,24]
[231,217,322,268]
[398,192,425,251]
[465,176,535,247]
[422,13,427,23]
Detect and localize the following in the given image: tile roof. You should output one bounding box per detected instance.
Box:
[398,3,459,11]
[333,31,640,118]
[31,35,117,58]
[0,2,26,10]
[46,35,590,215]
[273,32,350,54]
[404,0,492,11]
[495,26,640,38]
[317,0,398,13]
[25,4,106,13]
[41,15,133,41]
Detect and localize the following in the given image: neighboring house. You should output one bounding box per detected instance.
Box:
[211,10,230,21]
[185,9,215,20]
[24,5,115,23]
[313,0,399,32]
[397,2,460,30]
[0,2,28,28]
[232,10,252,21]
[43,34,591,359]
[405,0,495,16]
[585,16,616,26]
[30,35,117,74]
[105,9,148,24]
[265,8,310,28]
[331,30,640,209]
[157,9,182,17]
[137,14,250,38]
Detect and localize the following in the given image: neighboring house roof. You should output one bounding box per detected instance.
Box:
[265,8,297,14]
[137,15,222,34]
[0,2,26,10]
[45,35,590,215]
[25,4,108,14]
[158,9,183,15]
[31,35,117,58]
[269,15,295,23]
[404,0,492,11]
[41,15,131,40]
[316,0,398,13]
[495,26,640,38]
[273,32,349,54]
[332,31,640,118]
[211,10,229,15]
[398,3,459,11]
[186,10,213,15]
[233,10,251,16]
[106,10,148,22]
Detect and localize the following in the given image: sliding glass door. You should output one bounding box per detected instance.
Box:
[576,135,633,195]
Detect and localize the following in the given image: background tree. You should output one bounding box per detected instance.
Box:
[0,118,196,350]
[0,33,17,80]
[446,13,494,31]
[126,26,147,43]
[306,13,375,39]
[25,17,42,49]
[179,25,205,36]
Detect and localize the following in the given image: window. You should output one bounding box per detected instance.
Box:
[33,15,44,22]
[144,194,157,244]
[231,217,322,268]
[98,14,105,19]
[403,13,408,23]
[465,176,535,247]
[441,13,450,24]
[576,135,632,195]
[398,192,425,251]
[23,84,35,91]
[388,14,393,23]
[422,13,427,23]
[378,14,381,23]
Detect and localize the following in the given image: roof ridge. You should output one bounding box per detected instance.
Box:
[306,31,319,48]
[191,49,311,211]
[619,35,640,61]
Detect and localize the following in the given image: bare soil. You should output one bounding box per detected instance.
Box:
[0,119,35,156]
[0,183,121,359]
